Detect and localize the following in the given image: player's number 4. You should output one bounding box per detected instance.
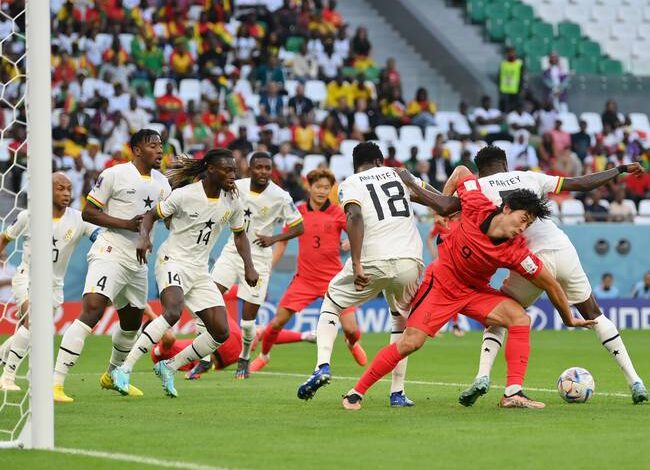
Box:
[366,182,410,220]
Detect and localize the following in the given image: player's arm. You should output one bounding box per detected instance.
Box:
[271,240,288,269]
[254,220,304,248]
[561,163,643,192]
[135,207,161,264]
[442,165,473,196]
[84,170,143,231]
[233,229,259,287]
[345,202,369,290]
[528,266,596,328]
[396,168,461,216]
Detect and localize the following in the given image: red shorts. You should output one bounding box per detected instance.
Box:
[407,264,510,337]
[279,276,355,316]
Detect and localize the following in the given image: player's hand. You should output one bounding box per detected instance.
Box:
[136,237,152,265]
[433,213,449,231]
[353,263,370,291]
[244,265,259,287]
[394,167,416,187]
[253,233,276,247]
[125,214,144,232]
[340,239,350,252]
[565,317,597,329]
[622,162,644,176]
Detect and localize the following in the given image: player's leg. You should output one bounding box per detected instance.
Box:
[575,294,647,403]
[340,308,366,366]
[450,313,465,337]
[235,300,262,379]
[387,313,413,407]
[480,296,544,409]
[1,275,30,371]
[0,314,29,391]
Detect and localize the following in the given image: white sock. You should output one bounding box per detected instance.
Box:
[316,312,339,368]
[594,315,642,385]
[3,326,30,381]
[390,314,408,394]
[166,332,221,371]
[121,316,171,372]
[476,326,506,379]
[54,319,92,386]
[0,334,14,367]
[505,384,522,396]
[194,320,212,362]
[239,319,256,360]
[108,328,138,372]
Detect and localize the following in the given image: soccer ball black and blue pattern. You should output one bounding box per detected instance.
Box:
[557,367,596,403]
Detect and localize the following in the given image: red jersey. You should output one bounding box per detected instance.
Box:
[293,200,347,284]
[435,176,543,294]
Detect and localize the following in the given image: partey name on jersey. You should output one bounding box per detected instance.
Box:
[359,171,397,182]
[484,175,522,188]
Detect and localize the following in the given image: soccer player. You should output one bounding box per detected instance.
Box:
[249,168,367,374]
[211,151,304,379]
[455,146,648,405]
[110,149,259,398]
[297,142,424,405]
[341,166,595,410]
[0,173,99,391]
[52,129,171,403]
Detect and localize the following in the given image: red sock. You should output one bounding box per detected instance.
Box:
[354,343,404,395]
[344,329,361,346]
[505,325,530,387]
[275,330,302,345]
[261,324,281,355]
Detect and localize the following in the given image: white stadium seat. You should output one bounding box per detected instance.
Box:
[639,199,650,216]
[284,79,299,97]
[340,139,360,158]
[558,113,580,133]
[629,113,650,132]
[304,80,326,104]
[591,5,618,21]
[329,154,354,181]
[424,126,443,143]
[624,199,638,216]
[179,79,201,105]
[399,125,424,143]
[561,199,585,225]
[375,125,398,144]
[301,154,327,176]
[445,140,462,164]
[154,78,177,98]
[579,112,603,135]
[146,122,166,134]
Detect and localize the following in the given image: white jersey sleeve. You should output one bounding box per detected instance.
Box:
[338,178,365,208]
[156,187,183,219]
[82,221,101,240]
[526,171,564,195]
[87,167,116,208]
[229,198,245,232]
[4,210,29,240]
[280,193,302,227]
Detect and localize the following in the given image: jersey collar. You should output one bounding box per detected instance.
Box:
[479,209,509,245]
[307,200,331,212]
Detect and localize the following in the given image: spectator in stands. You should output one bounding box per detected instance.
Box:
[156,82,184,129]
[549,119,571,158]
[326,73,351,109]
[350,26,374,70]
[183,113,213,150]
[472,95,506,144]
[253,55,286,89]
[455,148,478,173]
[289,43,319,80]
[584,190,609,222]
[624,168,650,203]
[333,24,350,58]
[632,271,650,299]
[273,141,302,180]
[593,273,620,299]
[600,123,623,149]
[332,97,353,135]
[52,141,74,172]
[214,122,236,150]
[405,146,420,173]
[508,130,538,171]
[542,52,570,113]
[428,135,453,191]
[81,138,108,175]
[275,0,299,39]
[608,187,635,222]
[259,81,285,123]
[351,98,373,141]
[351,73,375,104]
[447,101,474,140]
[67,155,88,210]
[324,1,344,30]
[135,84,156,113]
[379,87,407,127]
[291,115,316,155]
[259,129,279,155]
[407,87,437,130]
[535,99,559,136]
[229,126,254,155]
[571,120,591,162]
[108,83,131,114]
[384,146,403,168]
[318,40,343,81]
[583,137,609,173]
[506,102,536,136]
[602,99,623,130]
[379,57,402,98]
[140,37,165,81]
[319,114,344,157]
[288,83,314,117]
[306,30,325,57]
[498,47,523,113]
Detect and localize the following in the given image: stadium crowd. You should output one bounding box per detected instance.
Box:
[0,0,649,221]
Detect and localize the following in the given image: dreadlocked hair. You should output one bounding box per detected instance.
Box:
[166,149,235,190]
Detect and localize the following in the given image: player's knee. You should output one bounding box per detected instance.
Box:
[321,296,343,317]
[398,332,425,355]
[507,311,530,328]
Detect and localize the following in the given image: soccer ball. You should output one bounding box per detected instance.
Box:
[557,367,595,403]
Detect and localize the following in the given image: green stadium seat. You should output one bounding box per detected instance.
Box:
[550,37,577,59]
[525,54,543,74]
[341,66,357,79]
[530,22,554,43]
[557,21,581,42]
[504,19,530,41]
[485,3,510,22]
[572,56,598,74]
[130,78,153,96]
[364,67,381,81]
[523,36,551,57]
[511,3,534,21]
[599,59,624,76]
[578,40,602,58]
[467,0,487,23]
[506,35,527,56]
[486,18,506,42]
[285,36,305,53]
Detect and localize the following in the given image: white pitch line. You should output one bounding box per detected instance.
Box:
[68,370,630,398]
[52,447,235,470]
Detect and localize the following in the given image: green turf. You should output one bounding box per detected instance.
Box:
[2,330,650,469]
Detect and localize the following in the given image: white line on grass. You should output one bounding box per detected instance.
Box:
[53,447,234,470]
[68,371,630,398]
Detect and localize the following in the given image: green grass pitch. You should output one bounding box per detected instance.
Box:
[2,330,650,469]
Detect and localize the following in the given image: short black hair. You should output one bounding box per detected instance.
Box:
[352,141,383,171]
[602,272,613,280]
[474,145,507,171]
[502,189,551,220]
[130,129,161,150]
[249,151,272,165]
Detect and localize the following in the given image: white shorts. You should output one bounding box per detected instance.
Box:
[155,257,224,314]
[11,270,64,317]
[326,258,423,317]
[211,251,270,305]
[83,258,148,310]
[502,245,592,307]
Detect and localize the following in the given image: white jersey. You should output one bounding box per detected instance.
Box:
[221,178,302,261]
[337,166,423,263]
[157,181,244,269]
[87,162,170,269]
[4,207,99,289]
[478,170,571,252]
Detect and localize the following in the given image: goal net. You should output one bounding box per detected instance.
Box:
[0,0,53,450]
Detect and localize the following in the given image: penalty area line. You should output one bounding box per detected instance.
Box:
[52,447,234,470]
